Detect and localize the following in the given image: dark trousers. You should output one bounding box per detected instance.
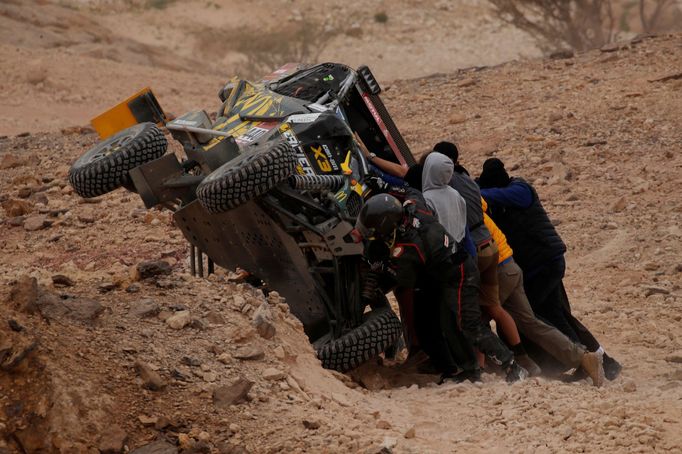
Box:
[523,257,600,352]
[415,278,478,375]
[454,255,514,367]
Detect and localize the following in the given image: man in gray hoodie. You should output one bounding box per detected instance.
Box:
[421,152,527,380]
[430,142,541,375]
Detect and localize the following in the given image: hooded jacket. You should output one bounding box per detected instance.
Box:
[422,152,467,243]
[450,170,492,245]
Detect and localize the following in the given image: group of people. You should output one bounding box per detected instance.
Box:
[354,139,622,386]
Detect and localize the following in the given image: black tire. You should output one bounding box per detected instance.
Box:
[315,306,402,372]
[196,141,296,213]
[68,123,167,198]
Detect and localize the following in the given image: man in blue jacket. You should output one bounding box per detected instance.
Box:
[478,158,621,380]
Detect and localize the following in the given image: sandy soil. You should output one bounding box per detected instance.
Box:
[1,1,682,453]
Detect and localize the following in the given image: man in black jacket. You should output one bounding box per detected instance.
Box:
[478,158,621,380]
[356,193,528,383]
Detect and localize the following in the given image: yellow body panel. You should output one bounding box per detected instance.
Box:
[91,87,158,139]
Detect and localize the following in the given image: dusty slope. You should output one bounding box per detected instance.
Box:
[0,0,539,136]
[1,34,682,453]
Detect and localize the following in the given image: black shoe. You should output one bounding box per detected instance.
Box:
[603,354,622,381]
[505,361,529,383]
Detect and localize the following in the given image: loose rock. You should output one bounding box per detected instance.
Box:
[262,367,286,381]
[233,345,265,361]
[23,214,49,231]
[130,299,160,318]
[98,425,128,454]
[134,360,167,391]
[51,274,74,287]
[138,415,158,426]
[2,199,31,217]
[135,260,172,280]
[0,153,27,169]
[166,310,191,329]
[303,419,321,430]
[213,378,253,407]
[252,302,276,339]
[664,352,682,364]
[376,420,392,430]
[623,381,637,392]
[8,275,40,313]
[37,294,104,325]
[129,439,178,454]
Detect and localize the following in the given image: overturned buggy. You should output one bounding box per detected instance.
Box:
[69,63,416,371]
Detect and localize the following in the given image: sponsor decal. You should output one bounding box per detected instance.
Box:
[444,234,449,248]
[321,144,339,171]
[281,124,315,175]
[360,93,407,167]
[171,118,199,126]
[286,113,321,123]
[235,126,270,144]
[310,144,337,173]
[411,218,421,228]
[391,246,404,258]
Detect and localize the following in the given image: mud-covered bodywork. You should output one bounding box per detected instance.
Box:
[70,62,414,370]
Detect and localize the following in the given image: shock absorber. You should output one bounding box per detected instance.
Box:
[288,175,345,192]
[361,270,380,302]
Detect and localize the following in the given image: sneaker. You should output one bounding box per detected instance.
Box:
[515,354,542,377]
[505,361,529,383]
[603,354,622,381]
[580,352,605,387]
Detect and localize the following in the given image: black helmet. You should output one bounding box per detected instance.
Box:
[356,194,403,239]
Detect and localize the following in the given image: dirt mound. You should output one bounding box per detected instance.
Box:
[1,32,681,453]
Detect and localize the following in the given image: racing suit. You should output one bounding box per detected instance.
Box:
[368,196,514,376]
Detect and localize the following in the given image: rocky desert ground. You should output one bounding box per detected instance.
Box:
[1,0,682,453]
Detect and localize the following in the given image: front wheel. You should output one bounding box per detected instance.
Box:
[314,306,402,372]
[196,141,296,214]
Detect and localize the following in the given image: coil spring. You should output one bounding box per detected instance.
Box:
[288,175,345,192]
[361,271,380,302]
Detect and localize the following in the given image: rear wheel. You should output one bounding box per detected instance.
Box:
[68,122,167,198]
[314,306,402,372]
[196,141,296,214]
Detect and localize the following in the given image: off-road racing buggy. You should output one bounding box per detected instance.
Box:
[68,63,416,372]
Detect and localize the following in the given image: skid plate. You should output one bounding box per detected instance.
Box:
[173,200,327,338]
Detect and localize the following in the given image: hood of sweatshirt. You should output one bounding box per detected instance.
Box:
[422,152,454,192]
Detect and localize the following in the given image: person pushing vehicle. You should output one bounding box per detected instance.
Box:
[356,193,528,383]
